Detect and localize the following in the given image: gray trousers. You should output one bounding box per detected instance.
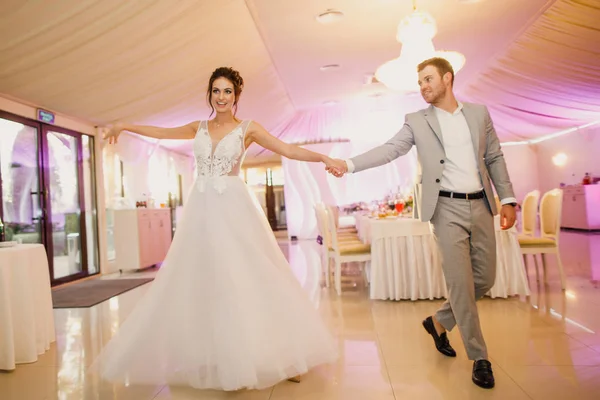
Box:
[430,196,496,361]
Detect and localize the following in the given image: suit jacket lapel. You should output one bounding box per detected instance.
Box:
[423,105,444,147]
[461,103,481,157]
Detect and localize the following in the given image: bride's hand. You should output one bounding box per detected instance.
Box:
[323,157,347,177]
[104,123,124,144]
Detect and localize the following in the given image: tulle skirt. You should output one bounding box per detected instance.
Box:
[89,176,338,390]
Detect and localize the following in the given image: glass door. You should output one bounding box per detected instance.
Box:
[0,111,99,285]
[43,128,87,281]
[0,114,45,246]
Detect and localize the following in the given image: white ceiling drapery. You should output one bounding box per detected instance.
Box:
[462,0,600,142]
[1,0,599,157]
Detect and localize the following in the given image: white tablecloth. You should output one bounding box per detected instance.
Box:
[0,244,55,370]
[355,214,530,301]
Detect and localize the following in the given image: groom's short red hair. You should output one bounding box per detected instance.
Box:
[418,57,455,86]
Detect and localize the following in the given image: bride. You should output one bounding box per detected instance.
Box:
[91,67,338,391]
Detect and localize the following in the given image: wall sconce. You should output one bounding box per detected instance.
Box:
[552,153,568,167]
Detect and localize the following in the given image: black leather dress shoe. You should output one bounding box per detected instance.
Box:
[422,316,456,357]
[472,360,495,389]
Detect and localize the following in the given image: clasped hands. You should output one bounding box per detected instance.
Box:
[324,158,348,178]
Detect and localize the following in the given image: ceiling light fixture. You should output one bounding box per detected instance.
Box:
[320,64,341,71]
[316,9,344,24]
[375,0,465,92]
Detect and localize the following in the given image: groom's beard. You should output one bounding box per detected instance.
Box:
[422,85,447,105]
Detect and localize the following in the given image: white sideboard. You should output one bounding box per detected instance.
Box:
[561,184,600,231]
[110,208,173,272]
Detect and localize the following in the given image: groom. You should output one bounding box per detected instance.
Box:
[326,57,517,389]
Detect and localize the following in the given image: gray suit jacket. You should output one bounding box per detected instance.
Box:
[350,102,515,222]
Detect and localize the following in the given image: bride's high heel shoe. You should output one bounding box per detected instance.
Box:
[287,375,302,383]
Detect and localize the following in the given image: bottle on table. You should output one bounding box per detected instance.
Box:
[582,172,592,185]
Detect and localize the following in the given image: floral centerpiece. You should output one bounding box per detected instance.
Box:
[404,195,414,212]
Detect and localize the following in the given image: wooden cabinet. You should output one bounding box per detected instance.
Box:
[561,184,600,231]
[111,209,173,272]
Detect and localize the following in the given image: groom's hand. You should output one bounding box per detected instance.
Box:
[500,204,516,230]
[325,159,348,178]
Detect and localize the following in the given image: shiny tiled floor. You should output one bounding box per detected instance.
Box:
[2,230,600,399]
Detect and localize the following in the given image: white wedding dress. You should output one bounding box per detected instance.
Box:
[90,120,337,390]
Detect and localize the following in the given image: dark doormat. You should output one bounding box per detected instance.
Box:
[52,278,154,308]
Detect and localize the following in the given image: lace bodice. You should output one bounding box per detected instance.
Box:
[193,120,250,178]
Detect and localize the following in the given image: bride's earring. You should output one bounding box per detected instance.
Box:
[287,375,301,383]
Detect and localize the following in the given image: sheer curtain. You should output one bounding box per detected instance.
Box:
[102,133,194,207]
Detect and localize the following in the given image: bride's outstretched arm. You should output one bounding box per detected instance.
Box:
[246,121,336,166]
[103,121,199,144]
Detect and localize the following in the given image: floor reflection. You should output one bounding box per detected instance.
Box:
[3,231,600,399]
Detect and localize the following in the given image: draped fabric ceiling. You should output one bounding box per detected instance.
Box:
[1,0,599,158]
[462,0,600,142]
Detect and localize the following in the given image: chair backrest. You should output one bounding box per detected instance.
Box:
[314,202,331,247]
[539,188,563,243]
[521,190,541,236]
[328,205,340,229]
[326,206,341,255]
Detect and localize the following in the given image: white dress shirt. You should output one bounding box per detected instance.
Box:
[345,102,517,205]
[434,102,482,193]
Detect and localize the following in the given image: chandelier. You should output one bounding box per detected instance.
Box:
[375,3,465,92]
